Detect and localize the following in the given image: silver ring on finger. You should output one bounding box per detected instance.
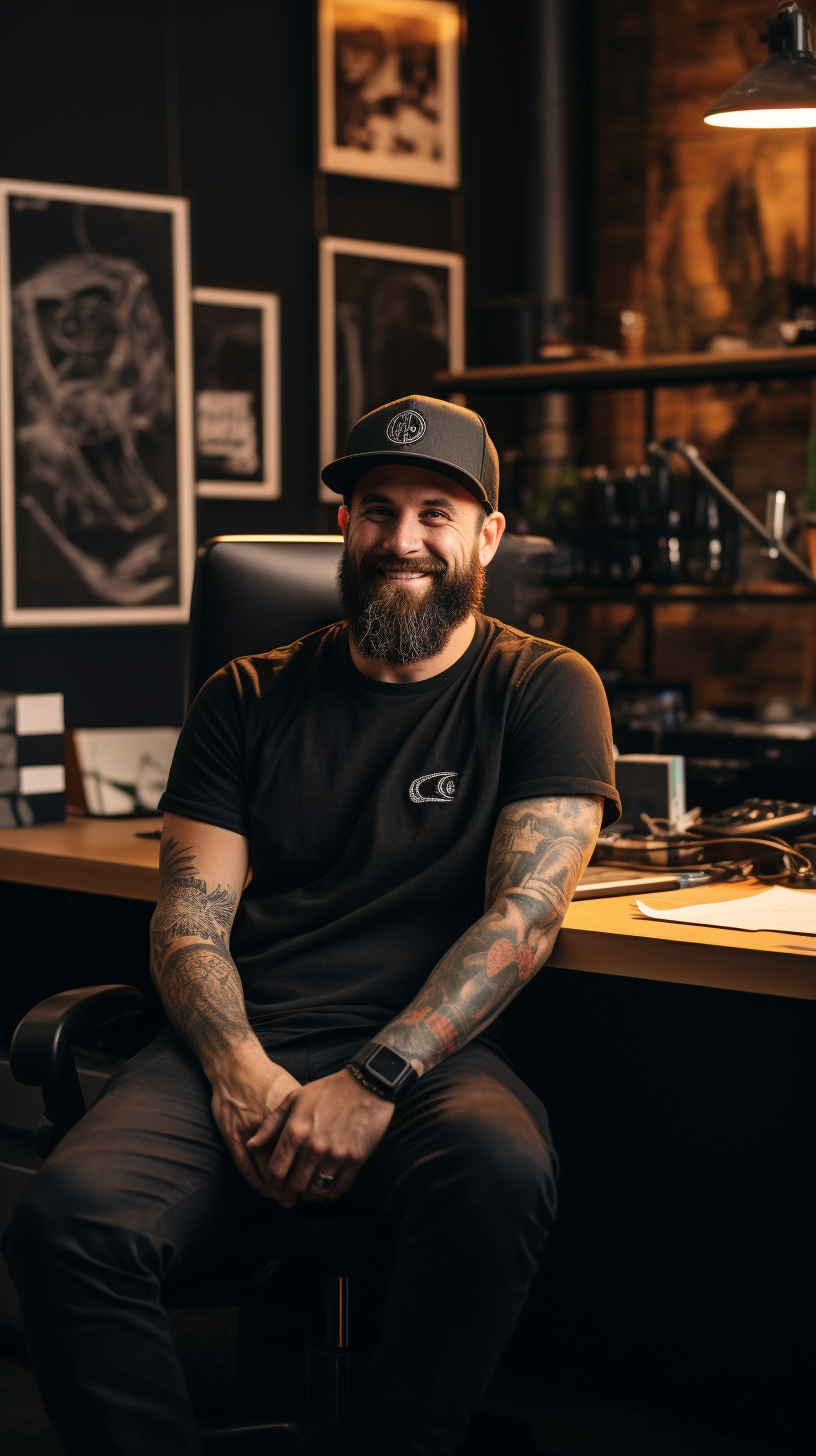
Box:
[311,1171,335,1192]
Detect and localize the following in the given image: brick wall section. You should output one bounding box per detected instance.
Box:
[589,0,816,708]
[593,0,650,347]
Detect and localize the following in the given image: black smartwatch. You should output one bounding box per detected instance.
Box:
[348,1042,418,1102]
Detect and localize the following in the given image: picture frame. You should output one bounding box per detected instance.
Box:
[0,178,195,628]
[317,0,461,189]
[192,286,281,499]
[318,235,464,502]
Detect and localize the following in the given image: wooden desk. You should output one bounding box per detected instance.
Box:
[0,816,160,902]
[0,820,814,1000]
[551,882,816,1001]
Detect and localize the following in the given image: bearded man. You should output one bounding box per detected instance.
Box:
[7,397,620,1456]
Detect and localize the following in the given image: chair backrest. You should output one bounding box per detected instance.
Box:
[186,532,554,707]
[187,536,344,706]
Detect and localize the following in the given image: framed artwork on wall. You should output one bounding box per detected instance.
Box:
[193,286,281,499]
[0,178,195,627]
[317,0,461,189]
[318,235,464,502]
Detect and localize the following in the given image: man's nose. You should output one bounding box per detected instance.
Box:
[380,512,424,556]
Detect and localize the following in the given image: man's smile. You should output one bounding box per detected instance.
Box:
[377,567,432,581]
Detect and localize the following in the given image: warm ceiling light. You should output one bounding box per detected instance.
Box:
[704,2,816,128]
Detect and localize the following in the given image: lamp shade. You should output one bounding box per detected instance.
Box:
[705,2,816,128]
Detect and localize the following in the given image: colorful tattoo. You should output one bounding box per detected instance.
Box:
[377,794,603,1074]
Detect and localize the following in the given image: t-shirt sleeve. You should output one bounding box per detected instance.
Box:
[499,647,620,827]
[158,666,249,836]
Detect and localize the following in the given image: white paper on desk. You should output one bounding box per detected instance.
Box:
[635,886,816,935]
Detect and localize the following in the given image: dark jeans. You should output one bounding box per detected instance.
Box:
[5,1026,557,1456]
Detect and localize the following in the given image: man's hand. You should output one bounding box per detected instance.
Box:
[209,1041,301,1197]
[249,1069,395,1208]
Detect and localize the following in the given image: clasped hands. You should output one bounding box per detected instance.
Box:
[209,1040,395,1207]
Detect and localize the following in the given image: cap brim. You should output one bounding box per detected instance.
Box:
[321,450,492,509]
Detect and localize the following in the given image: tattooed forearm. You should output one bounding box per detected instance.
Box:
[158,943,249,1062]
[150,834,249,1067]
[378,795,603,1074]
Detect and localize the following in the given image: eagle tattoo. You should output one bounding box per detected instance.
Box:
[162,876,236,943]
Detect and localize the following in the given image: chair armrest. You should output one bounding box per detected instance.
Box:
[10,984,145,1086]
[9,985,144,1156]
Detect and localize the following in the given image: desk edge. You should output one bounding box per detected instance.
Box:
[550,925,816,1000]
[0,849,158,902]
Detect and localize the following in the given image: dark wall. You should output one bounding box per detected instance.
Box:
[0,0,524,728]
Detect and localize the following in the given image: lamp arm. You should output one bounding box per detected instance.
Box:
[652,436,816,591]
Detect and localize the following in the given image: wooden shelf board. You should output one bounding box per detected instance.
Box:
[436,346,816,394]
[535,582,816,603]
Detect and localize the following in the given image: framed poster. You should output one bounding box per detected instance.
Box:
[193,286,281,499]
[0,178,195,627]
[317,0,461,189]
[318,235,464,502]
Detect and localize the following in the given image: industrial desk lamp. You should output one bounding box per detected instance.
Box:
[705,2,816,127]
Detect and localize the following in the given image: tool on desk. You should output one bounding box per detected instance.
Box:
[595,828,815,886]
[693,798,816,841]
[575,869,679,899]
[598,775,816,885]
[635,885,816,935]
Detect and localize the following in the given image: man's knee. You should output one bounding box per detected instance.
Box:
[5,1153,150,1292]
[448,1117,557,1227]
[397,1077,558,1241]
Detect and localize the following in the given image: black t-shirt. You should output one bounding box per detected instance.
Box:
[159,615,619,1046]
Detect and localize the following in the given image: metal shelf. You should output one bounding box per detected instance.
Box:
[530,582,816,679]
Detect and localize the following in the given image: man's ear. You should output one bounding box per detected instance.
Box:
[478,511,506,566]
[338,504,350,540]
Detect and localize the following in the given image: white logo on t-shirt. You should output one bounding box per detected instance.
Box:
[409,771,458,803]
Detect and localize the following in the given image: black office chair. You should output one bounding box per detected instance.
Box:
[186,535,345,709]
[10,532,551,1452]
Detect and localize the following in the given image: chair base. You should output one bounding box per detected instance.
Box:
[200,1417,309,1451]
[461,1413,539,1453]
[199,1411,543,1454]
[304,1345,356,1427]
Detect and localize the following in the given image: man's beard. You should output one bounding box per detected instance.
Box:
[338,544,485,665]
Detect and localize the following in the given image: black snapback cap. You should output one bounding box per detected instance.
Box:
[321,394,500,512]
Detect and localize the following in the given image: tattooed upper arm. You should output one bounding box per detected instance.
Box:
[486,794,602,919]
[149,814,251,1069]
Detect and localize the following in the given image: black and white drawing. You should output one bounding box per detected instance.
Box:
[0,179,195,627]
[193,287,280,499]
[318,0,460,188]
[318,236,464,501]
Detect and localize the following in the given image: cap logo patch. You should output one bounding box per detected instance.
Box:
[386,409,426,446]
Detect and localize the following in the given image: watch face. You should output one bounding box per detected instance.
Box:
[368,1045,407,1085]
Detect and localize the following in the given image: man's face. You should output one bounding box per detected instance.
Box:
[337,464,504,665]
[338,40,381,86]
